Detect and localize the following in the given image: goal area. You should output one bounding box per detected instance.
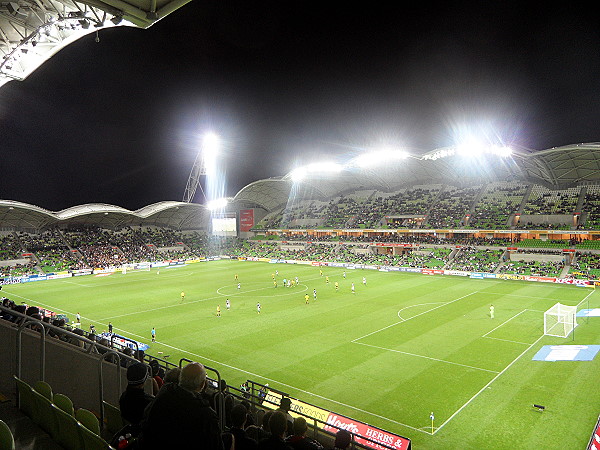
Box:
[544,303,577,338]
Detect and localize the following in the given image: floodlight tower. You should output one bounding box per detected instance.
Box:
[183,133,220,203]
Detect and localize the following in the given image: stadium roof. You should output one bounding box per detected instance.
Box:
[0,0,191,88]
[0,200,208,230]
[232,143,600,211]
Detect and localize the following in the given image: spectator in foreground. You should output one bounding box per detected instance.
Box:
[162,367,181,385]
[277,397,294,435]
[140,362,223,450]
[119,362,154,427]
[332,429,352,450]
[286,417,324,450]
[247,410,273,442]
[230,403,258,450]
[258,411,293,450]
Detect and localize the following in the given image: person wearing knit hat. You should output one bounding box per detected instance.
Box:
[119,362,153,426]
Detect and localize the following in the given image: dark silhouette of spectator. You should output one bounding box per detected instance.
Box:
[230,404,258,450]
[286,417,324,450]
[162,367,181,385]
[149,360,163,395]
[140,362,223,450]
[332,429,352,450]
[258,411,293,450]
[277,397,294,435]
[119,362,154,427]
[247,410,273,442]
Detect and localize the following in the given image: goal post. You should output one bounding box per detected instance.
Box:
[544,303,577,338]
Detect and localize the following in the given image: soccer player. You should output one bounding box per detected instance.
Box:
[275,270,279,276]
[305,294,309,304]
[181,291,185,302]
[313,288,317,300]
[151,327,156,342]
[490,305,495,319]
[156,269,160,275]
[108,322,113,333]
[76,312,81,323]
[237,283,241,290]
[272,273,275,280]
[226,299,230,311]
[362,276,367,286]
[274,280,277,288]
[343,271,346,279]
[335,281,339,291]
[295,276,299,284]
[320,269,323,277]
[351,282,355,294]
[235,274,238,281]
[326,276,329,284]
[217,305,221,317]
[257,302,261,314]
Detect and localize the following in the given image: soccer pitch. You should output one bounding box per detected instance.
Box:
[4,260,600,449]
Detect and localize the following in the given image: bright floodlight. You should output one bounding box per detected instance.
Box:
[290,162,343,183]
[203,133,220,156]
[456,140,487,157]
[290,167,307,182]
[207,198,228,210]
[354,148,409,168]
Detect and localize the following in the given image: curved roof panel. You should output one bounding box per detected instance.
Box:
[231,143,600,211]
[0,0,191,88]
[0,200,207,230]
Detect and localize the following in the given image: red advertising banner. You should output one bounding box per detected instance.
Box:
[324,413,411,450]
[240,209,255,232]
[587,415,600,450]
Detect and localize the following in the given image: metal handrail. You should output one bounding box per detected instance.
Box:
[98,350,125,427]
[16,317,46,381]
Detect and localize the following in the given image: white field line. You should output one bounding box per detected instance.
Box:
[482,336,531,346]
[5,289,429,435]
[433,333,545,434]
[354,342,499,374]
[397,302,446,320]
[58,280,95,287]
[482,310,527,338]
[484,291,583,305]
[577,289,596,307]
[351,291,480,343]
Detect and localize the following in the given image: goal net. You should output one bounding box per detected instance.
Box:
[544,303,577,338]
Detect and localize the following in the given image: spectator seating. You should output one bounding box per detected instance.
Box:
[0,419,15,450]
[14,376,114,449]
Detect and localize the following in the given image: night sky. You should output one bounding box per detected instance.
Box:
[1,2,599,211]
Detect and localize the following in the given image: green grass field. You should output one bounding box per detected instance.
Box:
[4,260,600,449]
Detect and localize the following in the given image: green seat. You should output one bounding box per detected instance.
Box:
[102,401,125,435]
[78,422,115,450]
[54,393,75,416]
[0,420,15,450]
[53,404,83,450]
[33,380,53,401]
[76,408,101,435]
[30,389,58,435]
[13,376,35,420]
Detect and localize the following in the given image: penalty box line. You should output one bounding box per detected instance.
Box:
[350,290,480,343]
[481,309,537,346]
[434,332,545,435]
